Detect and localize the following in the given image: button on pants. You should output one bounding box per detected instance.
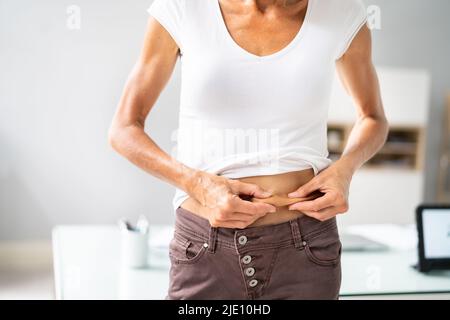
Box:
[167,206,342,300]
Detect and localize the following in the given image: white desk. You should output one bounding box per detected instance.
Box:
[52,225,450,300]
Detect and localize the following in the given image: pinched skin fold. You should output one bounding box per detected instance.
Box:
[251,193,322,207]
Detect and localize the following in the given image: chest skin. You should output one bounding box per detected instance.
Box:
[218,0,309,57]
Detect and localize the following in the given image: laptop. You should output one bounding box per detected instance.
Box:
[340,233,389,252]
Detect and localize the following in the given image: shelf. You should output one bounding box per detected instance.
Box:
[327,123,424,171]
[437,95,450,202]
[378,143,418,155]
[329,143,417,156]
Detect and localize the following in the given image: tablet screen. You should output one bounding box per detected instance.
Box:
[422,208,450,259]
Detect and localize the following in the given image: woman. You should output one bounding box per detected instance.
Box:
[109,0,388,299]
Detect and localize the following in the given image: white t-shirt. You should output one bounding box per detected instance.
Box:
[147,0,368,211]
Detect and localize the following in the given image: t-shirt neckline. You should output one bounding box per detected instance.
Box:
[213,0,314,61]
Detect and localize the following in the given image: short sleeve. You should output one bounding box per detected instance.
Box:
[147,0,185,53]
[335,0,367,60]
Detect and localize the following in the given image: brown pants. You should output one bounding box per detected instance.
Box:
[167,206,342,300]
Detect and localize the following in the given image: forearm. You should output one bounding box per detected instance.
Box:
[338,113,388,174]
[109,123,198,194]
[108,34,199,195]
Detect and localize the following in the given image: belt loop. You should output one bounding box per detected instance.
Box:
[208,226,218,253]
[290,219,303,249]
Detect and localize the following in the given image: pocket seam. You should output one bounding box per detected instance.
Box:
[304,241,342,267]
[170,233,208,265]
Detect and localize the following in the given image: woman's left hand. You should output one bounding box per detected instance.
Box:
[287,160,354,221]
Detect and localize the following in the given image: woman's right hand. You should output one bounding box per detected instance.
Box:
[186,170,277,229]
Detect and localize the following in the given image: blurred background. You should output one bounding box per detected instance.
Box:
[1,0,449,299]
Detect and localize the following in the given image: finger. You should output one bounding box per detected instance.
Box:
[302,206,339,222]
[234,181,272,198]
[288,178,321,198]
[232,196,276,215]
[288,192,335,212]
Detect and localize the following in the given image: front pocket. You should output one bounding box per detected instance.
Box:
[169,232,208,265]
[303,226,342,267]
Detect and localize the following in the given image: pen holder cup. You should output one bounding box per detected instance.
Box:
[120,230,149,268]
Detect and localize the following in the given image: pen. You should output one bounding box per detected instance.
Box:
[136,215,149,234]
[118,218,133,232]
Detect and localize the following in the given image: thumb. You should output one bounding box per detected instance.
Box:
[235,182,272,198]
[288,179,319,198]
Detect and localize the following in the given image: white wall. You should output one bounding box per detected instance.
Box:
[369,0,450,202]
[0,0,180,240]
[1,0,449,240]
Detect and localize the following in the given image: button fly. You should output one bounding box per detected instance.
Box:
[238,235,248,245]
[248,279,258,287]
[245,267,255,277]
[242,255,252,264]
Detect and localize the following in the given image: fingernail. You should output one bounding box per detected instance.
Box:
[269,207,276,213]
[288,192,298,198]
[262,191,272,197]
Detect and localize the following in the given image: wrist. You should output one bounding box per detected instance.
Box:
[179,166,202,196]
[335,156,358,178]
[183,168,204,199]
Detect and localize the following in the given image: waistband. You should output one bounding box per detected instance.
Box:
[174,206,338,254]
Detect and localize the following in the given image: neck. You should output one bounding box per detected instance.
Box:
[252,0,301,6]
[246,0,305,12]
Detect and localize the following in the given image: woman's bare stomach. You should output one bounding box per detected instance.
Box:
[180,168,319,227]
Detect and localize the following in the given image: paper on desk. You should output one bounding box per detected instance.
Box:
[148,225,174,249]
[345,224,418,250]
